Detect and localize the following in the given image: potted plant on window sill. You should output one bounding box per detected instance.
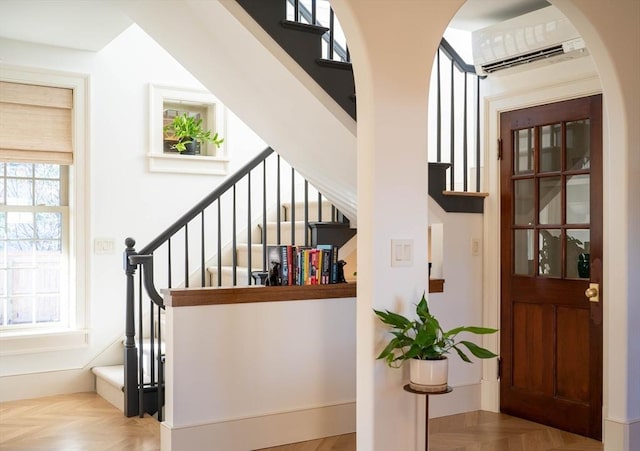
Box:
[163,113,224,155]
[374,292,498,393]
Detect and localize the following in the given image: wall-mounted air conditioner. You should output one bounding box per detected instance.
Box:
[471,6,589,76]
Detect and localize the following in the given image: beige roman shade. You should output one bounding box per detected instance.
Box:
[0,81,73,164]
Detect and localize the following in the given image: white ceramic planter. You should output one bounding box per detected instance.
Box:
[409,357,449,393]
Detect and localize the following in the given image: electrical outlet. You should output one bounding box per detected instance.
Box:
[471,238,481,256]
[94,238,115,254]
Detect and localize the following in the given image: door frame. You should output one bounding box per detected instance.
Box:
[479,73,603,414]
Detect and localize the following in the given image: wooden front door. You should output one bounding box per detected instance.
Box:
[499,95,603,440]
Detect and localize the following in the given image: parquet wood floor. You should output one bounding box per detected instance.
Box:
[0,392,160,450]
[259,411,603,451]
[0,393,603,451]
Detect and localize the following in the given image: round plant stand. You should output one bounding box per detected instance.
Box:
[403,384,453,451]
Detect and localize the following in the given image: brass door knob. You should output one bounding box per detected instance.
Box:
[585,283,599,302]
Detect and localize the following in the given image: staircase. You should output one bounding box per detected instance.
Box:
[94,0,487,421]
[93,148,354,417]
[209,199,354,286]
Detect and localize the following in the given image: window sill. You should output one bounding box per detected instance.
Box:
[0,329,88,356]
[147,153,229,175]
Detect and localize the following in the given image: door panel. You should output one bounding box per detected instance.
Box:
[500,95,602,440]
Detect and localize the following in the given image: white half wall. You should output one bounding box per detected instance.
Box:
[162,297,356,450]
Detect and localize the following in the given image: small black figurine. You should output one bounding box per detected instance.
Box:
[336,259,347,283]
[267,261,282,286]
[251,271,269,285]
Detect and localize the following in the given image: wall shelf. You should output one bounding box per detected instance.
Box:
[166,280,444,308]
[429,278,445,293]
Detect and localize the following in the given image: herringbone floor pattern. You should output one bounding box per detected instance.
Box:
[0,393,160,450]
[0,393,603,450]
[259,411,603,451]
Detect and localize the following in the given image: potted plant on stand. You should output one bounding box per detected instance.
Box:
[163,113,224,155]
[374,292,498,392]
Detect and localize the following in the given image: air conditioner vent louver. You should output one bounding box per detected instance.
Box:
[472,6,589,76]
[481,44,564,74]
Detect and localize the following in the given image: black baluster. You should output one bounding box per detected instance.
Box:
[201,212,205,287]
[463,72,468,192]
[450,59,455,191]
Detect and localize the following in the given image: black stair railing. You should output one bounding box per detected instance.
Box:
[247,0,485,196]
[434,38,485,193]
[123,147,349,419]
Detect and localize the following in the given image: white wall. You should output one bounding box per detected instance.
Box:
[161,296,356,451]
[0,25,265,390]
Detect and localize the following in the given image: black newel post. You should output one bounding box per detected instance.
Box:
[123,237,139,417]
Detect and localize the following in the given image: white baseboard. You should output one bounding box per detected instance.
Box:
[604,417,640,451]
[160,402,356,451]
[428,383,481,418]
[0,368,95,402]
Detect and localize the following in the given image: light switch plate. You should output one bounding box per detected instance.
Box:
[391,239,413,267]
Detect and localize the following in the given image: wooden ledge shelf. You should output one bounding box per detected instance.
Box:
[165,279,444,308]
[429,278,445,293]
[165,282,357,307]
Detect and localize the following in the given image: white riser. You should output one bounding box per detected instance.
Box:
[282,201,336,222]
[235,243,267,269]
[259,221,310,246]
[207,266,255,287]
[93,365,124,412]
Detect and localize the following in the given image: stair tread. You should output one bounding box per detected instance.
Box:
[280,19,328,35]
[92,365,124,389]
[316,58,352,70]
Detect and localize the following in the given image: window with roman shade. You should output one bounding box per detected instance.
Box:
[0,81,73,331]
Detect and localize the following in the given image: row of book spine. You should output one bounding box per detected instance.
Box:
[267,244,339,285]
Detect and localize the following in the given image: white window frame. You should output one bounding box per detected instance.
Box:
[0,65,88,355]
[147,84,229,175]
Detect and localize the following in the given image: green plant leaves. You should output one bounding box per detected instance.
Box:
[163,113,224,153]
[373,292,498,367]
[457,340,498,359]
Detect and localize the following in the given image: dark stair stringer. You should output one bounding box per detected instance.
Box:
[237,0,356,119]
[429,163,484,213]
[309,221,357,248]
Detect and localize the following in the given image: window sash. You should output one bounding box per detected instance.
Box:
[0,161,70,330]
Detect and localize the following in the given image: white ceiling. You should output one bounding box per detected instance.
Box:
[449,0,550,31]
[0,0,550,52]
[0,0,131,52]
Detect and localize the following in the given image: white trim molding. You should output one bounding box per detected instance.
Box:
[0,64,89,353]
[160,402,356,451]
[148,84,229,175]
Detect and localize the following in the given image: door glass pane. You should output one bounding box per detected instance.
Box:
[566,119,590,170]
[514,128,534,175]
[567,229,591,279]
[514,179,534,225]
[539,124,562,172]
[514,229,534,276]
[566,175,590,224]
[539,177,562,224]
[539,229,561,277]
